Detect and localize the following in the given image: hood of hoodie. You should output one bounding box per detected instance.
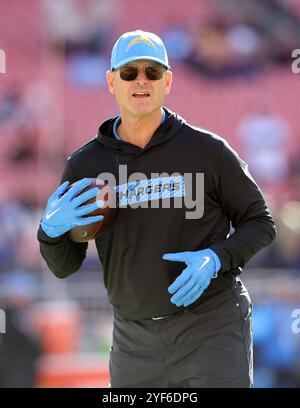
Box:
[96,107,185,157]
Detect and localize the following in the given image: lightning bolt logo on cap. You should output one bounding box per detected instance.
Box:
[126,37,156,52]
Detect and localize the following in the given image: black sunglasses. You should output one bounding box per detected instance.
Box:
[118,65,167,81]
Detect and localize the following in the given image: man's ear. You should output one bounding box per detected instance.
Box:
[106,70,115,95]
[164,70,173,96]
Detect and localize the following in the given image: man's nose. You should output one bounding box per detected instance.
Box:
[135,69,148,83]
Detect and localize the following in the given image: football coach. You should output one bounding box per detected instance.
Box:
[38,30,277,388]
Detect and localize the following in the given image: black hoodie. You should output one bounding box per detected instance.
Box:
[37,107,276,319]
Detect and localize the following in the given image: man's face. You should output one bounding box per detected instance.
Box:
[106,60,172,117]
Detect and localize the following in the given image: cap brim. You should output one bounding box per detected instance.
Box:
[112,56,170,70]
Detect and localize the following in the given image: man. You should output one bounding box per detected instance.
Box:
[37,30,276,388]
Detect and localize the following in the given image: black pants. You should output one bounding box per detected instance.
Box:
[109,277,253,388]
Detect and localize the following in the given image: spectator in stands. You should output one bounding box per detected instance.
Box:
[237,105,290,187]
[246,199,300,271]
[253,295,300,387]
[8,123,38,166]
[44,0,117,54]
[286,148,300,202]
[162,25,194,62]
[0,269,42,387]
[184,18,265,78]
[43,0,119,87]
[0,188,30,273]
[0,86,23,125]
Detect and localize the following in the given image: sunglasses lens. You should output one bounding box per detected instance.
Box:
[119,66,166,81]
[145,66,165,80]
[120,68,138,81]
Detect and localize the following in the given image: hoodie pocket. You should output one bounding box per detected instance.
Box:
[231,285,253,386]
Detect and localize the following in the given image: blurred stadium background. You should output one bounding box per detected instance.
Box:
[0,0,300,388]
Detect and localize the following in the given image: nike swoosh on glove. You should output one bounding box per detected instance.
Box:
[41,178,104,238]
[162,249,221,307]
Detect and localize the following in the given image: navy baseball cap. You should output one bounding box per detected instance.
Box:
[110,29,170,71]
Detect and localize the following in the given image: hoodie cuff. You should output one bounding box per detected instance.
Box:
[37,223,68,245]
[206,248,221,278]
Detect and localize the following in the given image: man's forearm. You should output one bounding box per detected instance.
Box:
[37,225,88,278]
[209,216,276,273]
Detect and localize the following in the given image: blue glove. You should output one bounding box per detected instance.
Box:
[41,178,104,238]
[162,249,221,307]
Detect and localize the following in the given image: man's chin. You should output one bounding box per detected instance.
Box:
[131,102,163,116]
[130,106,155,117]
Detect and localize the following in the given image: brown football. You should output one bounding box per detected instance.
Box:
[68,178,117,242]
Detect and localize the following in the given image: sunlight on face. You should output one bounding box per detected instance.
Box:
[106,60,172,118]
